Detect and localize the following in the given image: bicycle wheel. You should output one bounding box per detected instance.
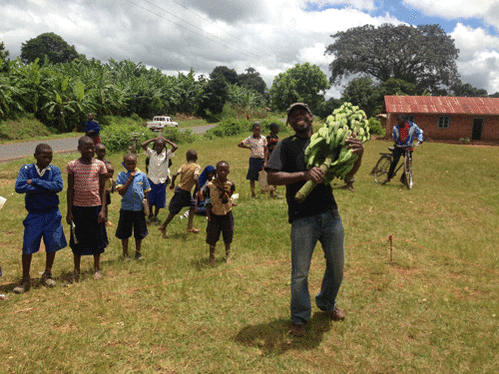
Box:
[373,155,392,183]
[403,153,413,189]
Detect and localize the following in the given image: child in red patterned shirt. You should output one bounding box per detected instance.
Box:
[65,136,108,281]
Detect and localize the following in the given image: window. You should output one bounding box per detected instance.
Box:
[438,116,450,129]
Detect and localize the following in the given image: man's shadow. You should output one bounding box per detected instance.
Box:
[233,312,334,355]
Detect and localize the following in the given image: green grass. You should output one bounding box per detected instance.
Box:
[0,136,498,373]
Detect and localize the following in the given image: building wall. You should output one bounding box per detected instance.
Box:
[383,113,499,141]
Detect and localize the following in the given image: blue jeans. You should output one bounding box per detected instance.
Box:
[290,210,345,324]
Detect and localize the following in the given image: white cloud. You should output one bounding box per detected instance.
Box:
[402,0,495,19]
[312,0,376,11]
[1,0,498,97]
[451,23,499,93]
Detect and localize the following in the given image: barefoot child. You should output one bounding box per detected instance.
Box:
[206,161,236,265]
[238,123,267,198]
[115,154,151,260]
[13,144,67,293]
[158,150,201,236]
[141,136,177,223]
[65,136,108,280]
[95,143,115,226]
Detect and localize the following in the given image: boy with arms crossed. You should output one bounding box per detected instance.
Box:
[14,144,67,293]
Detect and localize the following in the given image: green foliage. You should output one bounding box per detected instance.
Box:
[342,77,381,118]
[0,115,56,141]
[205,117,250,138]
[200,74,229,115]
[100,123,153,153]
[315,97,343,119]
[270,63,330,112]
[257,115,287,135]
[160,126,197,144]
[237,67,266,94]
[20,32,81,64]
[368,117,385,137]
[326,24,460,93]
[450,82,488,97]
[210,66,239,85]
[227,84,266,109]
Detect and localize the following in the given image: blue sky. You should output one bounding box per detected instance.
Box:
[1,0,498,96]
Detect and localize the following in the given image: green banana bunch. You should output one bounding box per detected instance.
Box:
[296,102,371,202]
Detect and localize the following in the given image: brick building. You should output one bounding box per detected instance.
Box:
[380,96,499,142]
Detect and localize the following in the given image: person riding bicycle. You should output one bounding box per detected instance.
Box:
[383,115,423,184]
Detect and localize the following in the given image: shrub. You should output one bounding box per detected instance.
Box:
[368,117,385,137]
[161,127,198,144]
[100,123,154,153]
[101,122,198,153]
[205,117,251,138]
[257,115,289,135]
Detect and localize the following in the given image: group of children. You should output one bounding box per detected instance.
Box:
[12,132,237,293]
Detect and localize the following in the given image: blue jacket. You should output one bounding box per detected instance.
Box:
[15,164,63,213]
[392,121,424,147]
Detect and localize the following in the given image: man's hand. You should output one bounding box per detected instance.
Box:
[306,166,324,184]
[129,171,136,179]
[346,136,364,156]
[66,212,73,225]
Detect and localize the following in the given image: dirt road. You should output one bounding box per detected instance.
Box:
[0,125,216,163]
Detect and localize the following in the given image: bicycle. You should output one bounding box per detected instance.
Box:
[371,144,418,189]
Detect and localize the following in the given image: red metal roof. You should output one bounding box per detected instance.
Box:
[383,96,499,115]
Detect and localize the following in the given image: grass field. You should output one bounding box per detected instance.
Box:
[0,134,498,373]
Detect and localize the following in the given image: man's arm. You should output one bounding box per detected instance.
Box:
[267,167,324,186]
[415,125,424,143]
[344,136,364,180]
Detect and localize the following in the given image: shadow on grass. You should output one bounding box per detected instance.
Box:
[233,312,334,355]
[0,269,92,294]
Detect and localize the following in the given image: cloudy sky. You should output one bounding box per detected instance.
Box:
[1,0,499,98]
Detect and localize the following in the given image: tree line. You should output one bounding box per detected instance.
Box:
[1,24,496,133]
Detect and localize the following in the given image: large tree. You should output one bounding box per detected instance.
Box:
[269,62,330,112]
[210,66,238,85]
[21,32,81,64]
[326,24,460,94]
[237,68,266,95]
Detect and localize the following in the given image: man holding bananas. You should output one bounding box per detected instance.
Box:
[266,102,363,337]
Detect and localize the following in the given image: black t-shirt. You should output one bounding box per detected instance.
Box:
[265,135,337,223]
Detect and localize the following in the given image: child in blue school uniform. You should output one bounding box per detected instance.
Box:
[13,143,67,293]
[115,153,151,260]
